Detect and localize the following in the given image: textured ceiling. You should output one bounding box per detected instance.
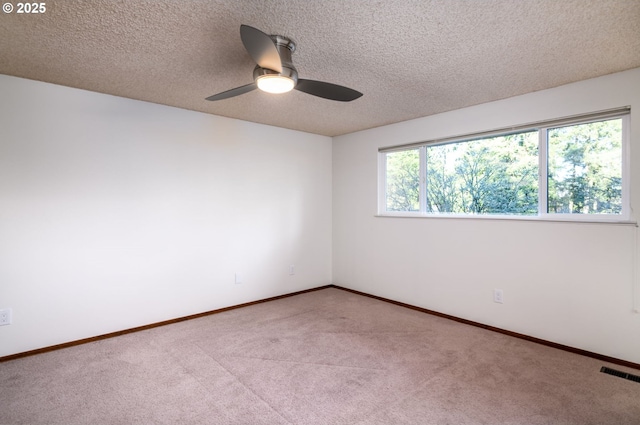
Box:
[1,0,639,137]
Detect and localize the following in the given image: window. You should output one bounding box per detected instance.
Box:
[546,119,623,215]
[385,148,420,212]
[379,110,629,220]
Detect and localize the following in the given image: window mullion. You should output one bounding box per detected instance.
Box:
[538,128,548,216]
[420,146,427,213]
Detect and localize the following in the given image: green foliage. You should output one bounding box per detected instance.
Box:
[547,119,622,214]
[426,132,538,214]
[386,149,419,211]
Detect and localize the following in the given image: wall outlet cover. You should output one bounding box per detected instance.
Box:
[493,289,504,304]
[0,308,12,326]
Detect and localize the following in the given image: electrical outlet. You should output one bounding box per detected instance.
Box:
[0,308,12,326]
[289,265,295,275]
[493,289,504,304]
[235,273,242,285]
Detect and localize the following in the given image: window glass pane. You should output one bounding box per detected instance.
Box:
[426,131,538,214]
[547,119,622,214]
[385,149,419,211]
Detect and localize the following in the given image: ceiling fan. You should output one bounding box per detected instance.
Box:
[206,25,363,102]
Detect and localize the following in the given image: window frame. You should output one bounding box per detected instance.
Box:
[378,109,631,223]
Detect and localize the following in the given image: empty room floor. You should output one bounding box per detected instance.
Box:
[1,287,639,424]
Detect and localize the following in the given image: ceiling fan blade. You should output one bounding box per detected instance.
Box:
[240,24,282,73]
[295,79,363,102]
[205,83,257,101]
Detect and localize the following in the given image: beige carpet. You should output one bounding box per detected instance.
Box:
[1,287,639,424]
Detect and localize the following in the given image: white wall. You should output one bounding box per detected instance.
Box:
[0,75,332,357]
[4,69,640,365]
[333,68,640,364]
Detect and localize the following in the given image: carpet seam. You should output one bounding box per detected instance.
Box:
[352,361,456,425]
[194,342,295,425]
[209,354,389,372]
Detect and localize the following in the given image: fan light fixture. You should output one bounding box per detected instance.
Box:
[256,75,295,94]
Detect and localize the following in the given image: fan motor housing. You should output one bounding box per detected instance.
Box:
[253,34,298,84]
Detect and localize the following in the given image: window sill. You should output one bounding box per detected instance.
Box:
[375,212,637,226]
